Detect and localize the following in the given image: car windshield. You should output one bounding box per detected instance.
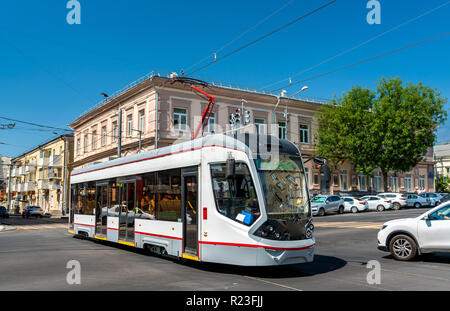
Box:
[312,197,326,203]
[255,153,310,220]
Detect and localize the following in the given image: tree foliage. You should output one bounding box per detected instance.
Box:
[316,77,447,191]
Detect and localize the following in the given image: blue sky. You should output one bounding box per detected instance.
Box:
[0,0,449,158]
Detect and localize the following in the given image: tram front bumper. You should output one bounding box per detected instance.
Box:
[256,239,315,266]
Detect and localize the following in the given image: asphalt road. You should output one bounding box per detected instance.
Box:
[0,208,449,291]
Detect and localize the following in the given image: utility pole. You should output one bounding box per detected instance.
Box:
[7,164,12,212]
[117,107,122,158]
[62,135,69,216]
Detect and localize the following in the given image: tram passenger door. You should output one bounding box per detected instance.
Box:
[182,168,199,258]
[95,184,107,237]
[118,182,136,244]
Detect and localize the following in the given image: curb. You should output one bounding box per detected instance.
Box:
[0,225,17,233]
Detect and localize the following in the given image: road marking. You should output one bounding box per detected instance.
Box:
[243,276,303,291]
[314,222,384,230]
[15,224,67,231]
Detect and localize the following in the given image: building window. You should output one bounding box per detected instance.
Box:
[92,131,97,150]
[174,108,188,131]
[405,175,412,192]
[278,122,286,139]
[112,121,118,142]
[101,126,107,146]
[374,173,382,192]
[419,175,425,189]
[76,138,81,155]
[340,170,348,191]
[304,168,310,185]
[139,110,145,134]
[390,175,398,192]
[358,174,366,191]
[333,175,339,186]
[255,119,266,135]
[205,112,216,133]
[84,135,88,153]
[127,115,133,137]
[313,174,319,185]
[300,124,310,144]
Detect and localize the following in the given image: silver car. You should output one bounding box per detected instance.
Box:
[405,194,430,208]
[311,195,345,216]
[419,193,443,207]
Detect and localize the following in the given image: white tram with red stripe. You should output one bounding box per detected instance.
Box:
[69,133,315,266]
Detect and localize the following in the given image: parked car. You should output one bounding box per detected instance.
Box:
[22,206,43,218]
[359,196,392,212]
[377,193,408,210]
[419,193,443,207]
[440,194,450,204]
[405,194,430,208]
[377,202,450,261]
[311,195,345,216]
[0,206,9,218]
[343,197,368,213]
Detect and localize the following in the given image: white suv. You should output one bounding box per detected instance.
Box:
[377,203,450,261]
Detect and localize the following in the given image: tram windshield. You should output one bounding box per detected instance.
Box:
[256,153,310,221]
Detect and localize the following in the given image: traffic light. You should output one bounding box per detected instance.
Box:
[244,110,251,125]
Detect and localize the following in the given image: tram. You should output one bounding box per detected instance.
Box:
[69,133,315,266]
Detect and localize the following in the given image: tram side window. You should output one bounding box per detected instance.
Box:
[85,182,96,215]
[73,184,85,215]
[138,173,157,220]
[109,181,120,217]
[157,169,181,221]
[210,162,260,226]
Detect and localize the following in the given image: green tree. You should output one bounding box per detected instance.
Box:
[436,176,450,193]
[316,77,447,192]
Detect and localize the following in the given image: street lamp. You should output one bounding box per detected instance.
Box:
[272,86,309,131]
[284,86,309,131]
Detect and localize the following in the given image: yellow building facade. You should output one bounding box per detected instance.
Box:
[7,134,73,215]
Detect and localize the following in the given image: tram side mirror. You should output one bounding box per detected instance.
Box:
[226,158,235,178]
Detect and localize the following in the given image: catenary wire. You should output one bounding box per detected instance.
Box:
[271,31,450,92]
[183,0,296,73]
[263,1,450,90]
[186,0,338,76]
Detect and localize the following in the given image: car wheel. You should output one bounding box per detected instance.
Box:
[389,234,417,261]
[318,208,325,217]
[377,205,385,212]
[351,206,358,214]
[338,206,344,214]
[392,202,401,210]
[414,202,421,209]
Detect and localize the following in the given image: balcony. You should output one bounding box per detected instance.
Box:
[48,170,62,180]
[38,170,47,180]
[38,180,49,190]
[24,182,36,192]
[25,161,36,173]
[38,156,49,167]
[17,183,24,192]
[18,166,26,176]
[48,181,61,190]
[48,155,62,167]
